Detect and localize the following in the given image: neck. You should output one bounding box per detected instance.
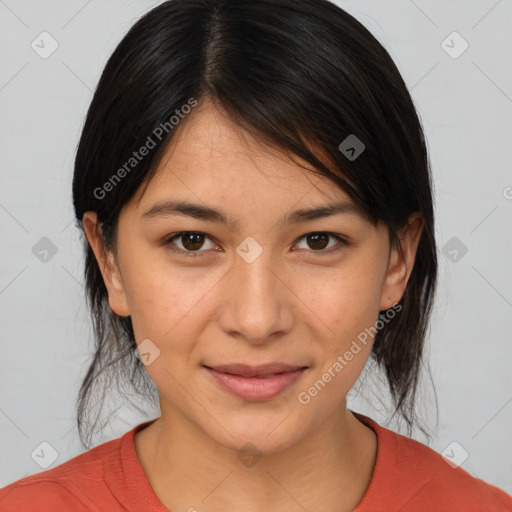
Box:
[135,400,377,512]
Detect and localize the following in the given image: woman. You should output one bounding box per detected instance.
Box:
[1,0,511,510]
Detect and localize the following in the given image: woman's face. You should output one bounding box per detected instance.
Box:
[85,100,420,454]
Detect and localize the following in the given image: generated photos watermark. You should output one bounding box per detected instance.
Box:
[93,97,198,200]
[297,302,402,405]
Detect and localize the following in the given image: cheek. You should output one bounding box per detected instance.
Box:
[122,249,225,343]
[299,266,384,409]
[315,261,386,340]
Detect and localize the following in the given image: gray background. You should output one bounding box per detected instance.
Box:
[1,0,511,494]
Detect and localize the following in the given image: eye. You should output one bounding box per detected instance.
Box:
[293,232,347,255]
[163,231,347,258]
[164,231,218,257]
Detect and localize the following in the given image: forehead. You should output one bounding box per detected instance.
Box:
[121,104,370,242]
[129,101,368,230]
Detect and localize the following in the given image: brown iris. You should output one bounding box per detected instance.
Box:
[180,232,206,251]
[306,233,329,250]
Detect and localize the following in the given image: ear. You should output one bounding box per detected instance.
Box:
[380,213,424,311]
[82,211,130,317]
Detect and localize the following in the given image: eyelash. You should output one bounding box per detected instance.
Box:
[163,231,348,258]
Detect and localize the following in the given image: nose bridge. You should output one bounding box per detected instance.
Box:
[235,236,275,298]
[219,235,292,343]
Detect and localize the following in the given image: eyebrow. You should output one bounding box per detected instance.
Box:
[141,199,364,228]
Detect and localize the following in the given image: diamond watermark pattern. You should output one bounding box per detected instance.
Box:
[338,134,365,161]
[31,31,59,59]
[441,441,469,469]
[31,441,59,469]
[441,31,468,59]
[32,237,58,263]
[134,338,161,366]
[237,442,262,468]
[236,236,263,264]
[442,237,468,263]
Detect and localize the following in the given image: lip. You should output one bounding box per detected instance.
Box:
[203,363,308,401]
[206,362,307,378]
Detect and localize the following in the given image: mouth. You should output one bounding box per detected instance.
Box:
[202,363,308,401]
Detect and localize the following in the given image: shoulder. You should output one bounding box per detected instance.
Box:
[393,430,512,509]
[0,479,90,512]
[354,412,512,511]
[0,432,125,512]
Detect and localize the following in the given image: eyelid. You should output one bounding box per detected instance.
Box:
[163,231,348,258]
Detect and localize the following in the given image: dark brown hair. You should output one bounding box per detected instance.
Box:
[72,0,438,449]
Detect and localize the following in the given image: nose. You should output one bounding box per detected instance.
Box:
[217,243,294,345]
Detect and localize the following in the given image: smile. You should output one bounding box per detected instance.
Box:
[203,364,308,401]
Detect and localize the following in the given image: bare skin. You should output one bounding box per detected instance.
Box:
[83,98,423,512]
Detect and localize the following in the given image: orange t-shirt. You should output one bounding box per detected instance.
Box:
[1,412,511,511]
